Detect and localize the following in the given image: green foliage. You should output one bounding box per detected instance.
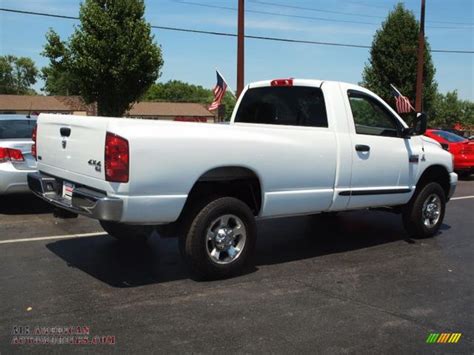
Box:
[143,80,213,102]
[143,80,236,120]
[42,0,163,116]
[430,91,474,128]
[0,55,38,94]
[362,3,437,116]
[41,30,80,95]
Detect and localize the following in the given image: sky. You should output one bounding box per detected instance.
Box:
[1,0,473,100]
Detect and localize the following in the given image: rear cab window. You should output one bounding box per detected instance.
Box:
[234,86,328,128]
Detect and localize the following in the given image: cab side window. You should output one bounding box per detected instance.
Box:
[348,92,400,137]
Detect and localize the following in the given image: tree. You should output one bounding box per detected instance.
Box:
[0,55,38,94]
[143,80,213,103]
[431,91,474,128]
[42,0,163,116]
[144,80,236,120]
[362,3,437,117]
[41,30,81,96]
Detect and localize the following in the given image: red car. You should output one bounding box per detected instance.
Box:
[425,129,474,176]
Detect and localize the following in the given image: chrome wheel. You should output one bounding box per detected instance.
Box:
[422,193,441,228]
[206,214,247,265]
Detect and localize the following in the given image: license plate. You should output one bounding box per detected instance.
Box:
[62,181,75,201]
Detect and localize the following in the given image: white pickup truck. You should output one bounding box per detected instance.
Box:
[28,79,457,279]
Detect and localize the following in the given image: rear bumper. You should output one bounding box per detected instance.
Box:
[27,171,123,221]
[448,172,458,201]
[0,164,36,194]
[453,153,474,171]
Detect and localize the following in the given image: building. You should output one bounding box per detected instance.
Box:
[126,101,215,122]
[0,95,216,122]
[0,95,95,116]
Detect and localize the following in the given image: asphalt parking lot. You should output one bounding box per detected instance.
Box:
[1,179,473,353]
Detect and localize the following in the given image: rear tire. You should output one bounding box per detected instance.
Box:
[402,182,446,238]
[179,197,257,280]
[99,220,153,242]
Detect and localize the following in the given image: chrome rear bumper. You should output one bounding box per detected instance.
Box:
[27,172,123,221]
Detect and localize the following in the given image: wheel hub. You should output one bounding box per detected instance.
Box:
[206,214,247,265]
[422,194,441,228]
[215,228,235,250]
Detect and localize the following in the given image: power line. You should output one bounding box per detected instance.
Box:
[173,0,473,30]
[0,7,472,54]
[172,0,375,26]
[249,0,474,26]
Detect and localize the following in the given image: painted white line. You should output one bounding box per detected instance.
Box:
[0,231,105,245]
[451,195,474,201]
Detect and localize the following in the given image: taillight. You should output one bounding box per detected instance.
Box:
[449,144,462,154]
[271,78,293,87]
[32,125,37,159]
[0,147,25,163]
[105,132,129,183]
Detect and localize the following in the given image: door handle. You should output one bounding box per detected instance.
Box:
[60,127,71,137]
[355,144,370,152]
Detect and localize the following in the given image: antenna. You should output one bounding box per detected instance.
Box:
[27,101,33,118]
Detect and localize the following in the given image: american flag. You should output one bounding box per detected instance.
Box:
[209,71,228,111]
[391,84,415,114]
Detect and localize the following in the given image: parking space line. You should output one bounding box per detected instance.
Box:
[451,195,474,201]
[0,232,105,245]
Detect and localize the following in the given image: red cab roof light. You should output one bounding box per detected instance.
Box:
[105,132,129,183]
[271,78,293,87]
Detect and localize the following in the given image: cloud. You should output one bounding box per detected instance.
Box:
[153,13,374,37]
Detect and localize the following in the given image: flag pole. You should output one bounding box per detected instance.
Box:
[216,68,236,98]
[390,83,403,96]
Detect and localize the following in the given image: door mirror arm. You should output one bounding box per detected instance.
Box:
[401,127,413,138]
[412,112,427,136]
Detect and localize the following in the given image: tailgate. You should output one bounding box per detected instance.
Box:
[37,114,111,180]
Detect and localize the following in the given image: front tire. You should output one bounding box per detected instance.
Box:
[180,197,257,280]
[402,182,446,238]
[99,220,153,242]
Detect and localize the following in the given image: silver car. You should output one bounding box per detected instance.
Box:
[0,114,37,194]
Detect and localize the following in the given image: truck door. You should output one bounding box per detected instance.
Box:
[344,89,416,209]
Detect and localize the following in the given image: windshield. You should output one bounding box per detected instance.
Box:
[432,130,467,143]
[0,120,36,139]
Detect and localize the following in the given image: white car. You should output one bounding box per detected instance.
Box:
[29,79,457,279]
[0,114,37,194]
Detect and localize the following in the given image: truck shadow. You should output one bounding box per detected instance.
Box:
[46,210,448,287]
[0,194,54,215]
[458,174,473,181]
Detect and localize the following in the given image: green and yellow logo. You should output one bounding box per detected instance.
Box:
[426,333,462,344]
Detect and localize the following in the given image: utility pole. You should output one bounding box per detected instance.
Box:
[237,0,245,97]
[415,0,426,112]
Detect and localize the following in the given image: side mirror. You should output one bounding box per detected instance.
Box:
[413,112,427,136]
